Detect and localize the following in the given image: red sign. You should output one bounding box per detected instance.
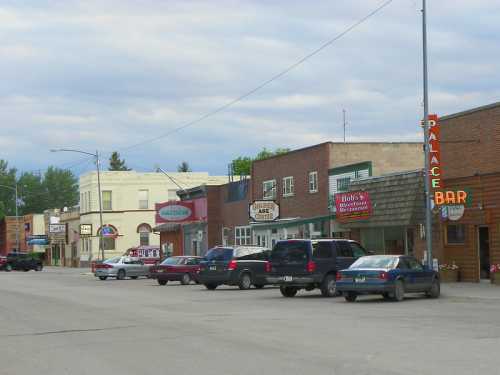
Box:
[335,191,372,220]
[428,114,442,189]
[155,201,196,224]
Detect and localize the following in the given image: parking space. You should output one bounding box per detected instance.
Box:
[1,267,499,375]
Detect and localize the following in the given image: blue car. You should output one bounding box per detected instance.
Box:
[336,255,440,302]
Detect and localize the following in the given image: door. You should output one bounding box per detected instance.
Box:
[478,226,490,279]
[406,257,429,292]
[312,242,335,276]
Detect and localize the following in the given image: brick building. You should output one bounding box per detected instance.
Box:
[250,142,424,248]
[0,214,46,255]
[436,101,500,282]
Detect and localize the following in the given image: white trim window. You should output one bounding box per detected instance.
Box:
[263,180,276,200]
[102,190,112,211]
[235,226,252,245]
[138,189,149,209]
[309,171,318,193]
[282,176,294,197]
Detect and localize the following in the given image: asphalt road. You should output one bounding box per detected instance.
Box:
[1,268,500,375]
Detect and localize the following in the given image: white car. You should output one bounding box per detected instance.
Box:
[94,256,151,280]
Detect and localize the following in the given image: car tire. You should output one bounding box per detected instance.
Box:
[117,269,126,280]
[5,264,12,272]
[280,286,298,297]
[382,292,391,300]
[99,276,108,281]
[320,274,337,297]
[254,284,265,289]
[238,273,252,290]
[181,273,191,285]
[158,279,168,286]
[23,269,30,272]
[426,279,440,298]
[344,292,357,302]
[130,276,138,280]
[35,264,43,272]
[205,283,218,290]
[392,280,405,302]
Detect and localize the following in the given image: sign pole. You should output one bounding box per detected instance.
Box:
[422,0,433,268]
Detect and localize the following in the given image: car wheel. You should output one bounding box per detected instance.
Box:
[117,269,126,280]
[99,276,108,281]
[320,274,337,297]
[205,283,218,290]
[344,292,357,302]
[23,268,30,272]
[382,292,391,300]
[254,284,265,289]
[5,264,12,272]
[238,273,252,290]
[158,279,168,286]
[426,279,440,298]
[280,286,298,297]
[130,276,138,280]
[181,273,191,285]
[35,264,43,272]
[392,280,405,302]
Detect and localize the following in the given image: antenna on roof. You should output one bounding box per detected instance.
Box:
[343,109,347,143]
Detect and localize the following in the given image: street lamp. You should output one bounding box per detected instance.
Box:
[50,149,105,262]
[0,184,19,252]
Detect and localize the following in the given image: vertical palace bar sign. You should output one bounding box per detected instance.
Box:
[428,114,441,190]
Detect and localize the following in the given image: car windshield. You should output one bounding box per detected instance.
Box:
[204,248,233,262]
[161,257,183,265]
[270,241,309,263]
[350,256,399,269]
[104,257,121,264]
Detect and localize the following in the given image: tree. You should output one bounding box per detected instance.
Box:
[18,172,46,215]
[177,161,191,172]
[230,148,291,176]
[43,167,79,210]
[0,160,17,218]
[108,151,131,171]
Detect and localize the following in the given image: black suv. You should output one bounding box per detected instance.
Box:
[198,246,270,290]
[5,252,43,272]
[266,239,368,297]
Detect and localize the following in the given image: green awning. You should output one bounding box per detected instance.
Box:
[250,214,333,230]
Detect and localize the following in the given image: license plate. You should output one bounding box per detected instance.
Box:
[210,266,217,271]
[283,276,293,282]
[355,277,366,283]
[157,269,164,273]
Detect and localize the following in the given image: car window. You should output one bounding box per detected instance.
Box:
[161,257,182,265]
[350,243,366,258]
[337,241,353,257]
[104,257,121,264]
[186,258,197,265]
[407,258,423,271]
[397,258,409,269]
[350,256,398,269]
[312,242,333,259]
[205,248,233,262]
[270,241,309,263]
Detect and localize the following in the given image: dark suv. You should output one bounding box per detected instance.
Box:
[4,252,43,272]
[198,246,270,290]
[266,239,368,297]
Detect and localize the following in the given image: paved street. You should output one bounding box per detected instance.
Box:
[1,268,500,375]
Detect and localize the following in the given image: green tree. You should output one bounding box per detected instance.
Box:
[108,151,131,171]
[0,160,17,218]
[231,156,253,176]
[18,172,46,215]
[43,167,79,210]
[177,161,191,172]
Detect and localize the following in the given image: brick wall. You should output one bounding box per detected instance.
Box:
[0,217,28,255]
[218,181,252,246]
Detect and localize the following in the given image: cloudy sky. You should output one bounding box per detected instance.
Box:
[1,0,499,176]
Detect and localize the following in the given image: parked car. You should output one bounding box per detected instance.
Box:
[266,239,368,297]
[336,255,440,302]
[3,252,43,272]
[94,256,151,280]
[198,246,270,290]
[149,256,202,285]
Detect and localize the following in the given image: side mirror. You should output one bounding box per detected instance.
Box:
[367,250,375,255]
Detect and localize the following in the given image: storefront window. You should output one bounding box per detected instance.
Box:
[100,237,115,250]
[235,226,252,245]
[446,224,466,245]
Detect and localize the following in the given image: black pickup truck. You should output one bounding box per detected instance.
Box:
[2,252,43,272]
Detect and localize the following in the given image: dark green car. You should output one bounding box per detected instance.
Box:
[5,252,43,272]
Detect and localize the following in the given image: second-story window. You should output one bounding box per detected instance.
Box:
[282,176,294,197]
[309,171,318,193]
[138,189,149,209]
[263,180,276,200]
[102,190,112,210]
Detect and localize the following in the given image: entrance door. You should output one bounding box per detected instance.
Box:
[478,226,490,279]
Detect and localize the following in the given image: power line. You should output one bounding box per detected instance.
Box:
[117,0,394,154]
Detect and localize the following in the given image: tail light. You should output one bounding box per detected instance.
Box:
[96,263,113,269]
[379,271,389,280]
[306,260,316,273]
[227,260,237,271]
[265,261,272,273]
[336,273,343,281]
[195,266,201,273]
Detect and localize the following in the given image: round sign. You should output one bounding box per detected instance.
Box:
[448,205,465,221]
[159,205,192,221]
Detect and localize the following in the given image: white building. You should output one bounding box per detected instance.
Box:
[79,171,229,265]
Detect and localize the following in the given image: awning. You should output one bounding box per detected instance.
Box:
[153,223,181,232]
[250,214,333,230]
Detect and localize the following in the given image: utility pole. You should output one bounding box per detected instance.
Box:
[422,0,433,269]
[0,184,20,252]
[343,109,347,143]
[96,150,105,262]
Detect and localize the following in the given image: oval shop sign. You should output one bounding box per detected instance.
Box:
[159,204,192,221]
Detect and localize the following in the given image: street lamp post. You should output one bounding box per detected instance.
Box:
[0,184,19,252]
[50,149,105,262]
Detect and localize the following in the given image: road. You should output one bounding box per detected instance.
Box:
[1,268,500,375]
